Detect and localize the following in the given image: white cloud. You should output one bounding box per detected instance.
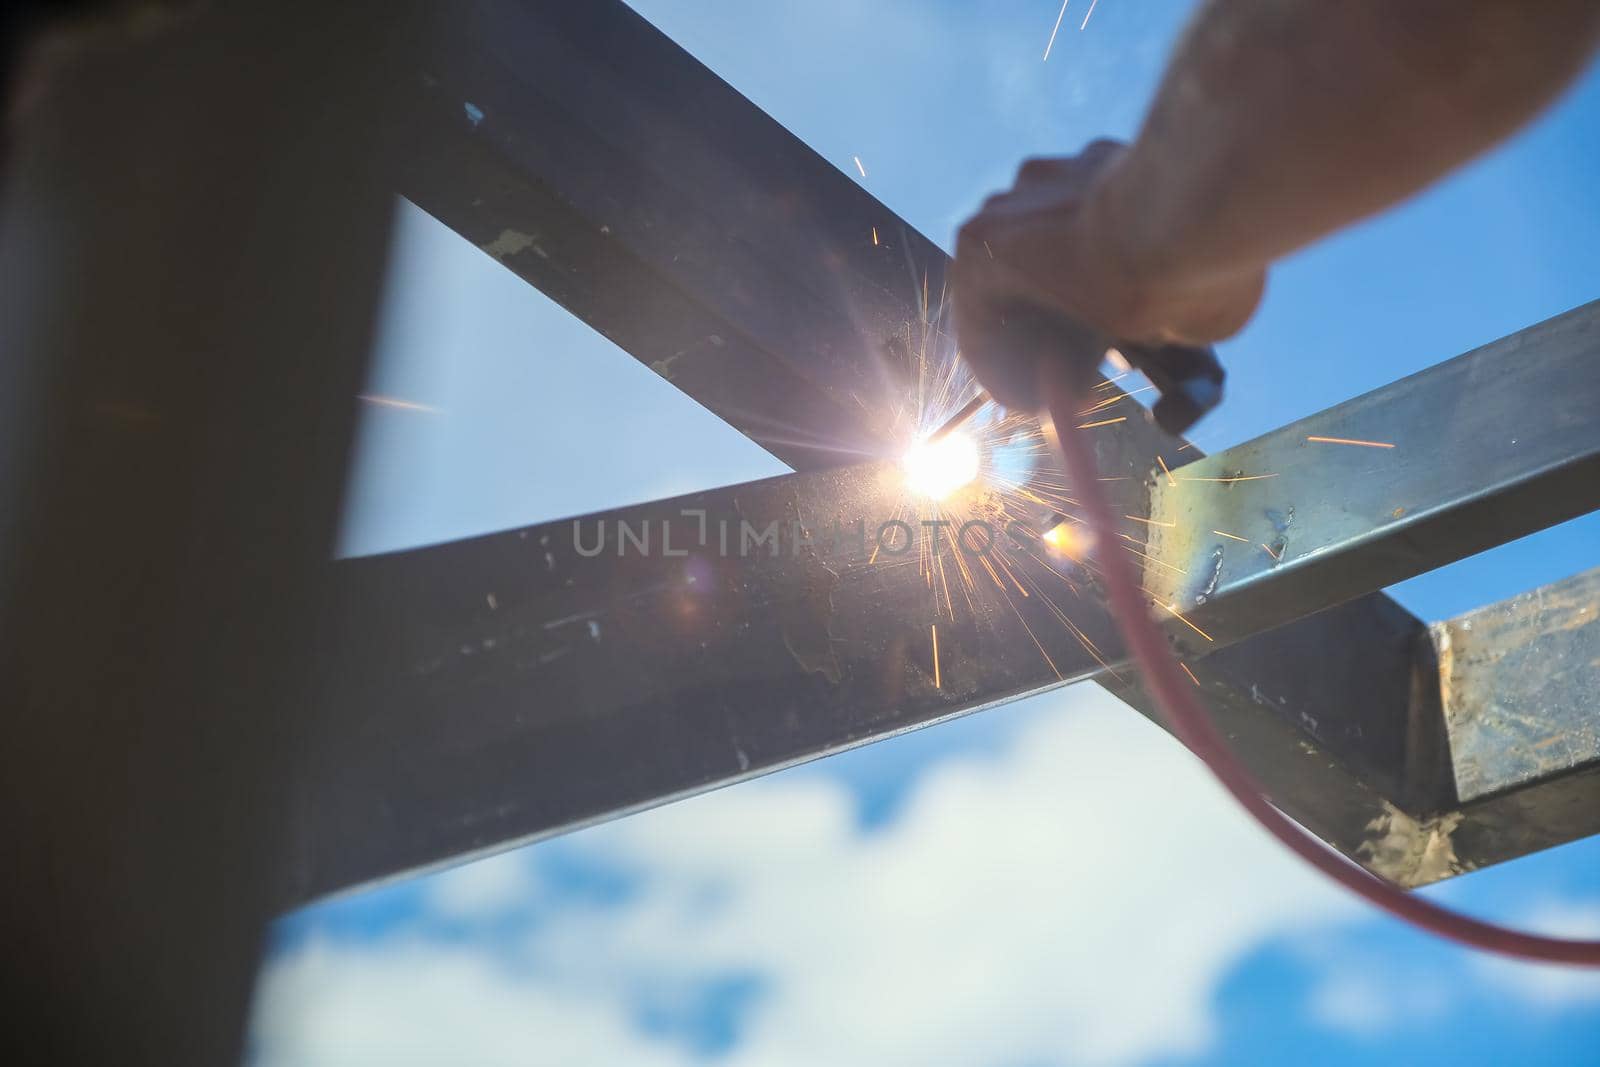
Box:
[1471,902,1600,1011]
[1306,970,1449,1037]
[251,938,696,1067]
[1301,899,1600,1040]
[252,685,1368,1067]
[425,848,537,922]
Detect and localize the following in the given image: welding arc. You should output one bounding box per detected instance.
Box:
[927,392,988,442]
[1042,363,1600,966]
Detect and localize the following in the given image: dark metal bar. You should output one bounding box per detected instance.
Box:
[1418,566,1600,883]
[398,0,969,470]
[295,459,1120,902]
[1439,566,1600,803]
[394,63,871,472]
[293,474,1422,905]
[1101,593,1456,886]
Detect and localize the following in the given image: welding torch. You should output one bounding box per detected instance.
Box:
[930,308,1227,442]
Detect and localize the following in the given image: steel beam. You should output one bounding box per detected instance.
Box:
[290,302,1600,902]
[316,0,1600,905]
[1140,302,1600,649]
[1423,566,1600,881]
[1112,562,1600,889]
[296,459,1117,902]
[398,0,953,470]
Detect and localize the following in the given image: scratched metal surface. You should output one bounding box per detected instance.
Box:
[1143,301,1600,649]
[298,459,1124,903]
[1437,567,1600,803]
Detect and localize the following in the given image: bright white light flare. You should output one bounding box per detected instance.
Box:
[903,431,981,500]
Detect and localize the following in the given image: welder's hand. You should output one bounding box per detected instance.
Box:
[953,139,1262,411]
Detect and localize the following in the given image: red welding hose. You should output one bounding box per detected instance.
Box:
[1042,362,1600,967]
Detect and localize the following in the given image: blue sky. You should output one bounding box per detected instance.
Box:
[253,3,1600,1063]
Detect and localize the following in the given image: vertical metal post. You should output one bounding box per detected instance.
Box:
[0,6,412,1062]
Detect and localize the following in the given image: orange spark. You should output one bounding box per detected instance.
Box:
[1261,542,1283,561]
[1157,599,1214,642]
[1307,435,1395,449]
[1125,514,1176,528]
[1043,519,1090,560]
[1077,385,1156,418]
[1212,529,1250,543]
[358,394,439,414]
[1077,416,1127,429]
[931,624,941,689]
[1156,455,1176,487]
[871,226,879,246]
[1179,661,1201,686]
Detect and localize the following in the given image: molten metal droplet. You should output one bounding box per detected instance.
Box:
[1043,519,1092,560]
[903,431,980,500]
